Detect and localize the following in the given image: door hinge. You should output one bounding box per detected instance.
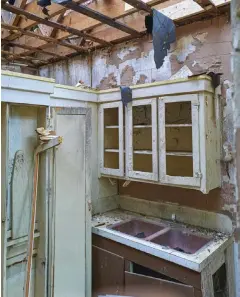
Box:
[194,171,202,178]
[87,200,92,212]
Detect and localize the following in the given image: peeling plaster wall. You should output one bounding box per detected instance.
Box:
[39,15,235,218]
[40,55,91,86]
[93,15,235,219]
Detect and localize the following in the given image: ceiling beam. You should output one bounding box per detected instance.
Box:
[1,39,63,58]
[122,0,152,13]
[1,22,88,53]
[2,0,86,41]
[11,0,28,26]
[60,1,142,37]
[1,50,46,64]
[2,3,111,45]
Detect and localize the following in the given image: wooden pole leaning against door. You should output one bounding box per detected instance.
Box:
[24,135,63,297]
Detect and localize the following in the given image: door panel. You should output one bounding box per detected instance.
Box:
[125,271,195,297]
[53,111,86,297]
[92,246,125,297]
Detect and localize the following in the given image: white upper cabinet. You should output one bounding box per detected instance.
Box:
[126,98,158,181]
[99,101,124,177]
[98,76,220,193]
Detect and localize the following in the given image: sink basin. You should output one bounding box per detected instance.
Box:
[108,219,166,239]
[150,229,211,254]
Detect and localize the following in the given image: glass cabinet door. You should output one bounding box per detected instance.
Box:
[159,94,201,187]
[99,101,124,177]
[126,98,158,181]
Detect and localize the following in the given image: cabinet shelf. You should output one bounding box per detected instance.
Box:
[105,125,119,129]
[133,150,152,155]
[105,149,119,153]
[165,124,192,128]
[166,151,193,157]
[133,125,152,128]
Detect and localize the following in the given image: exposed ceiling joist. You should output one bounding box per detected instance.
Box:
[122,0,152,13]
[11,0,28,26]
[1,39,63,58]
[60,1,142,37]
[1,22,88,52]
[1,49,46,64]
[2,3,111,45]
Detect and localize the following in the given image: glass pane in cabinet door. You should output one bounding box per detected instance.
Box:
[103,107,120,169]
[164,101,194,177]
[132,105,153,173]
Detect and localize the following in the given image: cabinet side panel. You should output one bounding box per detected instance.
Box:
[204,93,221,192]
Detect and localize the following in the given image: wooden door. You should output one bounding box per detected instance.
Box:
[52,107,91,297]
[92,246,125,297]
[159,94,201,187]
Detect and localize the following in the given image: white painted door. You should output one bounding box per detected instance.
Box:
[126,98,158,181]
[159,95,201,187]
[53,108,91,297]
[99,102,124,177]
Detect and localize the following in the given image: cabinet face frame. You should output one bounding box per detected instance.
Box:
[99,101,124,177]
[158,94,201,187]
[126,98,158,181]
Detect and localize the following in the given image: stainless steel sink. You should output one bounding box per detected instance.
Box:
[108,218,166,239]
[150,229,211,254]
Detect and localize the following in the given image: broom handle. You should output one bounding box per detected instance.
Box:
[24,153,39,297]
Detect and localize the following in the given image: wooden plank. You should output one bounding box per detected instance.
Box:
[12,0,28,26]
[92,234,202,289]
[125,271,195,297]
[122,0,152,13]
[225,244,236,297]
[2,3,110,45]
[2,40,63,58]
[2,50,46,64]
[61,1,142,37]
[11,151,31,239]
[92,246,125,296]
[1,23,87,53]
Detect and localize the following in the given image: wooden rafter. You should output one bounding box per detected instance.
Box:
[1,50,46,64]
[60,1,143,37]
[2,3,111,45]
[11,0,28,26]
[1,23,88,52]
[1,39,63,58]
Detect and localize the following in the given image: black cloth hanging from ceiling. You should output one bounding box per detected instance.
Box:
[8,0,16,5]
[37,0,51,7]
[152,9,176,69]
[145,15,153,34]
[120,86,132,107]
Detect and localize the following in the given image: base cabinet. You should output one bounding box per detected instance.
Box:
[92,235,200,297]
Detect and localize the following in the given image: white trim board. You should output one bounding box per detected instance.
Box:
[2,71,213,107]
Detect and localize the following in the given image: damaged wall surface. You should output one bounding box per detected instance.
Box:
[40,14,235,220]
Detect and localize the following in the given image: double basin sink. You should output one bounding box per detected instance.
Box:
[108,218,211,255]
